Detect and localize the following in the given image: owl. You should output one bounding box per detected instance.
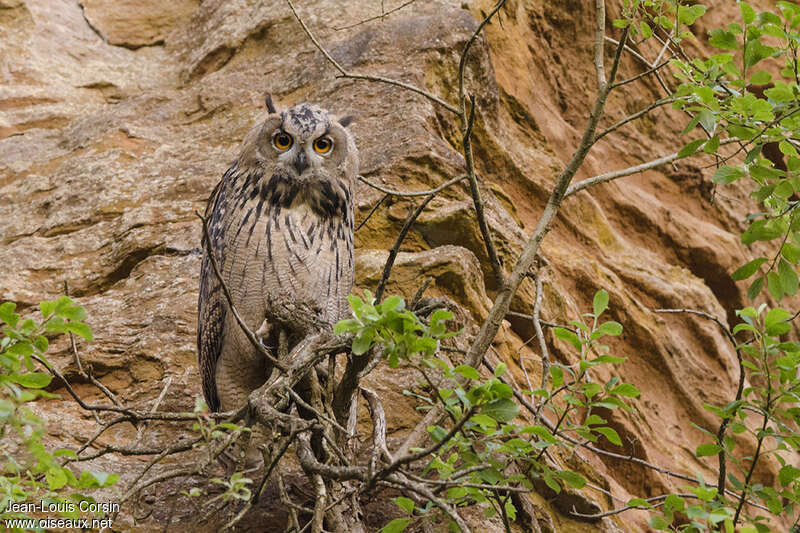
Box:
[197,97,357,414]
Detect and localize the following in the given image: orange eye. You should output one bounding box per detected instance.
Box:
[273,132,293,150]
[313,136,333,154]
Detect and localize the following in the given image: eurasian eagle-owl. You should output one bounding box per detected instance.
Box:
[198,98,357,414]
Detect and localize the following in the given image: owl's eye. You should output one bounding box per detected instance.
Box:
[273,132,293,150]
[313,136,333,154]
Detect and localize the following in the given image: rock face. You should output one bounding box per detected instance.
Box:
[0,0,790,531]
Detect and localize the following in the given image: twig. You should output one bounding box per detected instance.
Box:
[570,492,698,519]
[286,0,458,114]
[458,1,507,288]
[358,174,467,197]
[332,0,419,30]
[355,192,388,232]
[594,97,680,143]
[564,138,738,198]
[531,271,549,411]
[374,192,437,302]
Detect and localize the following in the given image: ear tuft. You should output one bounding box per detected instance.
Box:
[265,94,277,114]
[338,115,355,128]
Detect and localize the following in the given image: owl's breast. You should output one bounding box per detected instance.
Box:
[223,199,354,329]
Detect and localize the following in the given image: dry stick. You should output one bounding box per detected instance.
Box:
[457,0,507,288]
[358,174,467,197]
[278,473,302,533]
[505,311,574,332]
[332,0,419,30]
[120,425,244,506]
[64,280,121,420]
[355,192,388,232]
[374,192,437,302]
[286,0,458,114]
[593,97,680,143]
[564,137,740,198]
[361,386,391,475]
[223,423,315,531]
[381,477,472,533]
[654,308,746,500]
[132,376,173,448]
[371,405,477,489]
[612,58,672,89]
[33,353,218,421]
[196,211,285,371]
[571,492,699,519]
[531,271,549,408]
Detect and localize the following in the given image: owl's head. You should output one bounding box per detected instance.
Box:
[239,96,357,189]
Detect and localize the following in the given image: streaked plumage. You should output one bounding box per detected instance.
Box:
[198,100,357,413]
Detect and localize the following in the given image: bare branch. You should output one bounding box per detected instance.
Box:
[332,0,419,30]
[286,0,458,114]
[358,173,467,198]
[564,138,739,198]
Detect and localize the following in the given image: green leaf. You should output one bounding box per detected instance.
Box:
[557,470,586,489]
[334,318,360,334]
[767,271,784,301]
[745,39,777,69]
[46,468,68,490]
[352,327,375,355]
[594,427,622,446]
[470,414,497,427]
[778,464,800,486]
[712,165,745,184]
[380,518,411,533]
[65,322,93,341]
[33,335,49,353]
[40,300,57,318]
[678,4,706,25]
[697,110,716,135]
[748,276,764,300]
[678,139,706,158]
[781,242,800,264]
[549,365,564,389]
[553,328,581,350]
[11,372,52,389]
[379,295,405,313]
[454,365,480,381]
[493,362,507,378]
[610,383,640,397]
[481,398,519,422]
[593,290,609,317]
[731,257,767,280]
[740,2,756,24]
[765,307,791,335]
[394,496,415,514]
[750,70,772,85]
[696,443,722,457]
[640,21,653,38]
[0,302,18,327]
[778,259,798,296]
[709,29,738,50]
[595,321,622,337]
[627,498,652,508]
[649,515,670,530]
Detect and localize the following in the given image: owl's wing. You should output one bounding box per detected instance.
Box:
[197,175,229,412]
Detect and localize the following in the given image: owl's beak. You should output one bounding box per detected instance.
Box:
[294,151,308,175]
